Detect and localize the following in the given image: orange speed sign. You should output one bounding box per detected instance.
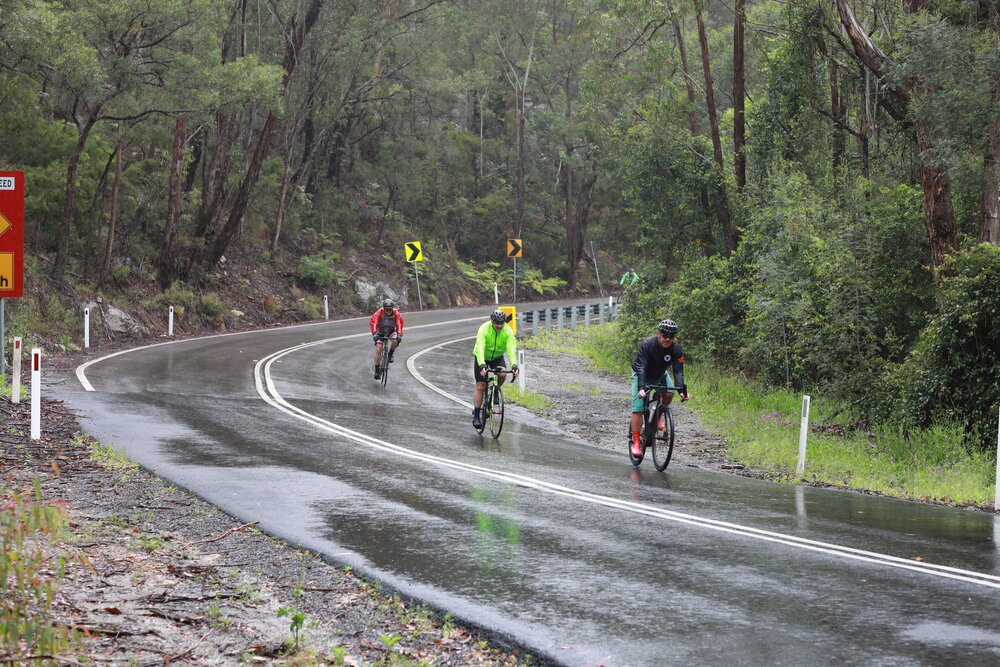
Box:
[0,172,24,298]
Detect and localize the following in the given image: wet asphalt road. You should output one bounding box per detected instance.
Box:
[52,302,1000,665]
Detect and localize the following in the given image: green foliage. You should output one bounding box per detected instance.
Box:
[873,244,1000,448]
[297,254,343,291]
[277,605,307,652]
[199,292,227,320]
[518,265,567,296]
[298,296,322,320]
[504,385,553,411]
[1,481,79,658]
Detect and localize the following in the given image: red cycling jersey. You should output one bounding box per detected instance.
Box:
[369,308,404,336]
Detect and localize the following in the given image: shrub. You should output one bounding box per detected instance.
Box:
[873,243,1000,449]
[297,254,335,290]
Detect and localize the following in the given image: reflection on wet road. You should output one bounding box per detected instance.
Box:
[56,304,1000,665]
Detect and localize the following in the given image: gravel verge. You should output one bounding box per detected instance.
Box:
[1,390,533,665]
[518,349,741,474]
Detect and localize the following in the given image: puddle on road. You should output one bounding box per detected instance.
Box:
[900,622,1000,647]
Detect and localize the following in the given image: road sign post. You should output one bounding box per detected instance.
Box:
[405,241,424,310]
[11,337,21,404]
[507,239,522,303]
[0,171,25,376]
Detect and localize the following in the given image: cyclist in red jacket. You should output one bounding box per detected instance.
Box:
[370,299,404,380]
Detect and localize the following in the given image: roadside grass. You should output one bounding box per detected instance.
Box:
[524,323,994,507]
[1,479,80,660]
[76,433,138,477]
[503,385,552,411]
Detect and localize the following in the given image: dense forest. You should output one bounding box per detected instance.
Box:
[0,0,997,446]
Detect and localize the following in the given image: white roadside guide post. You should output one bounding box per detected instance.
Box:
[493,282,499,305]
[168,306,174,336]
[11,336,22,404]
[518,349,525,393]
[83,307,90,348]
[30,348,40,440]
[324,295,329,320]
[796,395,811,476]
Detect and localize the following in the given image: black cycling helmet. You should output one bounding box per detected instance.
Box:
[657,318,679,336]
[382,298,395,310]
[490,309,508,324]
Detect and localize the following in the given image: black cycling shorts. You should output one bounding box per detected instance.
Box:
[472,356,505,384]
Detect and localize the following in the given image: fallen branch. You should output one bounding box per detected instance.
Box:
[164,628,215,665]
[183,521,259,546]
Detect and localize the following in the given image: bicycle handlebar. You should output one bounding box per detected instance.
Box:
[642,383,688,399]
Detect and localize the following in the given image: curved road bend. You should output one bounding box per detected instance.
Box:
[53,302,1000,665]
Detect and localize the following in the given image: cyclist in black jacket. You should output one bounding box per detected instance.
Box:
[630,319,690,457]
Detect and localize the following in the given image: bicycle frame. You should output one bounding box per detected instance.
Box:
[478,368,512,437]
[376,334,393,387]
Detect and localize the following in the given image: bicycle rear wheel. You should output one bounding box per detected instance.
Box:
[489,384,504,438]
[651,404,675,471]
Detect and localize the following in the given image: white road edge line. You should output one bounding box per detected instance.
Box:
[255,335,1000,591]
[75,315,371,392]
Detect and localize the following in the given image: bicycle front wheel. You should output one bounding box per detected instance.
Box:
[651,404,675,471]
[475,387,489,434]
[489,385,504,438]
[380,351,389,387]
[627,425,644,466]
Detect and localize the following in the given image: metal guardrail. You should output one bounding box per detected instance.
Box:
[516,299,619,335]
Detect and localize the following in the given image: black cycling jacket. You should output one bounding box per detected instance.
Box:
[631,336,685,389]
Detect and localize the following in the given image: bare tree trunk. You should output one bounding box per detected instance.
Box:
[563,160,577,292]
[271,160,292,254]
[981,80,1000,244]
[98,147,123,289]
[694,0,736,255]
[733,0,746,191]
[672,17,698,136]
[913,118,958,269]
[52,117,97,283]
[836,0,957,266]
[830,60,845,175]
[158,116,188,289]
[205,0,325,272]
[516,91,526,236]
[859,66,871,179]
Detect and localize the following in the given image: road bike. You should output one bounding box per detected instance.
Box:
[476,368,513,438]
[627,383,681,471]
[375,333,393,387]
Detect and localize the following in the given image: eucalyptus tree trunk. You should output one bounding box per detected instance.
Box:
[205,0,325,272]
[733,0,746,191]
[835,0,958,270]
[158,116,188,289]
[981,65,1000,243]
[98,147,123,289]
[672,17,698,136]
[52,116,97,283]
[694,0,736,255]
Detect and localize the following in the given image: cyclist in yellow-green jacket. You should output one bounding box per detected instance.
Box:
[472,309,520,430]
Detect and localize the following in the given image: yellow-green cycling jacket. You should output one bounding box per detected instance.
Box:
[473,320,517,365]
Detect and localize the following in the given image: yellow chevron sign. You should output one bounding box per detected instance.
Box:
[0,212,10,238]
